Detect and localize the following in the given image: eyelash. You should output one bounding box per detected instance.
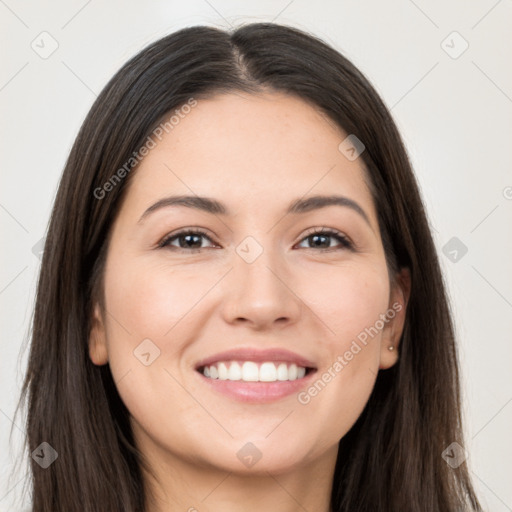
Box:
[157,227,355,253]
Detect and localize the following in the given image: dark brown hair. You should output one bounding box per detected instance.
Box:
[12,22,483,511]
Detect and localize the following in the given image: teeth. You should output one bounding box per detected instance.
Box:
[276,363,288,381]
[288,363,297,380]
[228,361,242,380]
[259,362,277,382]
[218,362,228,380]
[201,361,309,382]
[242,361,259,382]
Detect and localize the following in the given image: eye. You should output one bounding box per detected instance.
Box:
[158,227,355,253]
[296,228,354,251]
[158,228,217,251]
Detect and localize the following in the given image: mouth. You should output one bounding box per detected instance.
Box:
[193,348,318,403]
[196,360,316,382]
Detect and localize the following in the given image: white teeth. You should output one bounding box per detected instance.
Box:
[218,362,228,380]
[242,361,259,382]
[227,361,242,380]
[276,363,288,381]
[201,361,309,382]
[259,362,277,382]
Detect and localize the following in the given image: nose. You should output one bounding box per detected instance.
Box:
[220,239,303,330]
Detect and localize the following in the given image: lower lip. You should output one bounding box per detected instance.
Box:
[195,369,317,403]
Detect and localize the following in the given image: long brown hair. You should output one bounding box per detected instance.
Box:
[12,22,483,511]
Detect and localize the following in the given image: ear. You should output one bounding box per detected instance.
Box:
[89,302,109,366]
[379,267,411,370]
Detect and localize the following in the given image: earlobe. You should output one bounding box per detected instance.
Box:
[89,303,109,366]
[379,267,411,370]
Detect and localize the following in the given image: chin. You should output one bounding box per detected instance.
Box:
[194,436,316,475]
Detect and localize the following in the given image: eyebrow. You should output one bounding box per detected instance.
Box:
[138,194,372,227]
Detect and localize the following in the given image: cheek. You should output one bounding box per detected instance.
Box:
[295,262,389,431]
[101,259,213,425]
[303,261,390,345]
[100,256,214,400]
[104,258,211,341]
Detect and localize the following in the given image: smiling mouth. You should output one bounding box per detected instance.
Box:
[197,360,316,382]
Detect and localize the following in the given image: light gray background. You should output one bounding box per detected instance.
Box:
[1,1,511,510]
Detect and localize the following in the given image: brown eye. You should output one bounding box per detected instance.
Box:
[297,229,354,251]
[159,229,216,251]
[158,227,354,253]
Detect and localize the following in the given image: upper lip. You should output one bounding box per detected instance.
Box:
[194,348,317,370]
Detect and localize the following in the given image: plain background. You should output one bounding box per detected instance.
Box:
[1,1,511,510]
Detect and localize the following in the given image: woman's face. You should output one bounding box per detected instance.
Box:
[89,91,409,476]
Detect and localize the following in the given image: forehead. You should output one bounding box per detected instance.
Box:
[125,91,377,224]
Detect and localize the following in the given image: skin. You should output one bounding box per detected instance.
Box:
[89,91,411,512]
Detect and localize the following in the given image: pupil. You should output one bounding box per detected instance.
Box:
[183,234,201,248]
[178,234,333,249]
[311,234,328,248]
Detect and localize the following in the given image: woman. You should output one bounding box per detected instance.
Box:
[14,22,483,511]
